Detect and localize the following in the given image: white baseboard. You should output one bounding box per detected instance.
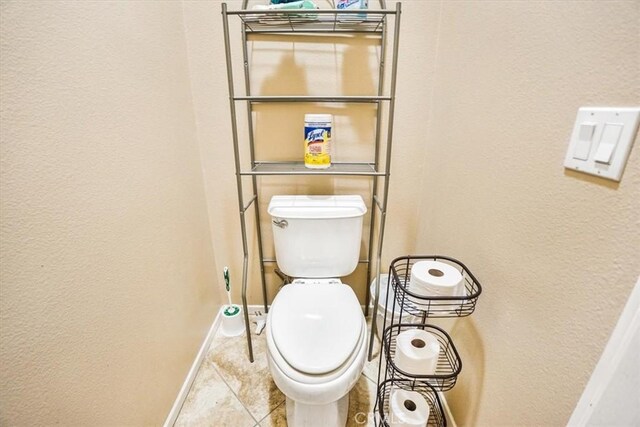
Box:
[163,309,223,427]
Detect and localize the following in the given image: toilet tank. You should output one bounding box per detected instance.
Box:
[268,195,367,278]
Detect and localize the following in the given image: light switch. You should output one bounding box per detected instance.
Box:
[564,107,640,182]
[594,123,623,164]
[573,122,596,160]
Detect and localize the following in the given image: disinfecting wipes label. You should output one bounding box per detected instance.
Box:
[304,115,332,169]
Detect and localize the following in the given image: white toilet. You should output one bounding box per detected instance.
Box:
[266,195,368,427]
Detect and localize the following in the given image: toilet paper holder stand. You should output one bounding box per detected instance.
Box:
[373,255,483,427]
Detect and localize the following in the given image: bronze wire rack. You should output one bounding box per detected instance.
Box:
[374,255,483,426]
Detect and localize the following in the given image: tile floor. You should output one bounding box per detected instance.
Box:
[175,318,383,427]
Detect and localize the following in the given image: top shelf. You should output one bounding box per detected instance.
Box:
[226,8,396,34]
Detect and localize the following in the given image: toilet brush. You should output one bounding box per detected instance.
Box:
[221,267,244,336]
[223,267,239,316]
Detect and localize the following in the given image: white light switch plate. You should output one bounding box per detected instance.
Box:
[564,107,640,182]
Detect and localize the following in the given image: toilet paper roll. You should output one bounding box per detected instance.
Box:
[389,388,430,427]
[393,329,440,376]
[410,261,463,298]
[221,304,245,337]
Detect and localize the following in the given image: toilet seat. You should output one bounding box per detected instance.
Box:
[267,282,365,385]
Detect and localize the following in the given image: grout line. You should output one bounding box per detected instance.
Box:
[215,370,260,425]
[202,350,257,426]
[362,373,377,387]
[255,399,286,427]
[209,334,261,425]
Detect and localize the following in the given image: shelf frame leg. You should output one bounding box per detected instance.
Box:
[368,2,402,363]
[365,8,388,319]
[241,22,269,316]
[222,3,254,363]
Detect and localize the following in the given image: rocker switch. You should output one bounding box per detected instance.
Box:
[573,122,596,160]
[594,123,623,164]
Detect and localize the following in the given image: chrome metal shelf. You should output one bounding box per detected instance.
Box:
[228,9,393,34]
[242,162,383,176]
[233,95,390,103]
[222,1,401,365]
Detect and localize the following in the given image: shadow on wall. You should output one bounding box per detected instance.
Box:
[253,35,379,164]
[260,50,308,94]
[255,51,308,161]
[564,169,620,190]
[341,38,377,148]
[446,317,485,426]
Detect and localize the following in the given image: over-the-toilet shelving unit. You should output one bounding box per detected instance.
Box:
[221,1,401,362]
[374,255,483,426]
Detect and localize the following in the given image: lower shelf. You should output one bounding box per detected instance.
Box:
[375,379,446,427]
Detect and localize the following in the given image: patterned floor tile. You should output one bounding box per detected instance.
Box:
[209,331,285,422]
[175,357,256,427]
[177,315,383,426]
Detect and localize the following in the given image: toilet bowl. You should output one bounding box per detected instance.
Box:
[266,280,367,427]
[266,195,368,427]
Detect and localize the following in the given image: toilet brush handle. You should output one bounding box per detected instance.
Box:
[223,267,233,307]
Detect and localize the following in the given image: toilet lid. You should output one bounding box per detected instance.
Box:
[270,283,363,375]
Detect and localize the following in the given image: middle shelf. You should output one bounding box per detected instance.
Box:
[240,161,385,176]
[234,95,391,103]
[381,323,462,392]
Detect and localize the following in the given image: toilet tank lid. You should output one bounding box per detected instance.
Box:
[268,195,367,219]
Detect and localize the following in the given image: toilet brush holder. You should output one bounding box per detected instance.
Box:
[221,304,245,337]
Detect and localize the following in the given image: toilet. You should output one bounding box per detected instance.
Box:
[266,195,368,427]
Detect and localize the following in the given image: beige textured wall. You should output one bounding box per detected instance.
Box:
[186,0,639,425]
[415,1,640,426]
[0,1,220,424]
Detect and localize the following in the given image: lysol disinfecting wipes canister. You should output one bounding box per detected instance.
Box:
[304,114,332,169]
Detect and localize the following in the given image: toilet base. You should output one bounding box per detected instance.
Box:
[285,393,349,427]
